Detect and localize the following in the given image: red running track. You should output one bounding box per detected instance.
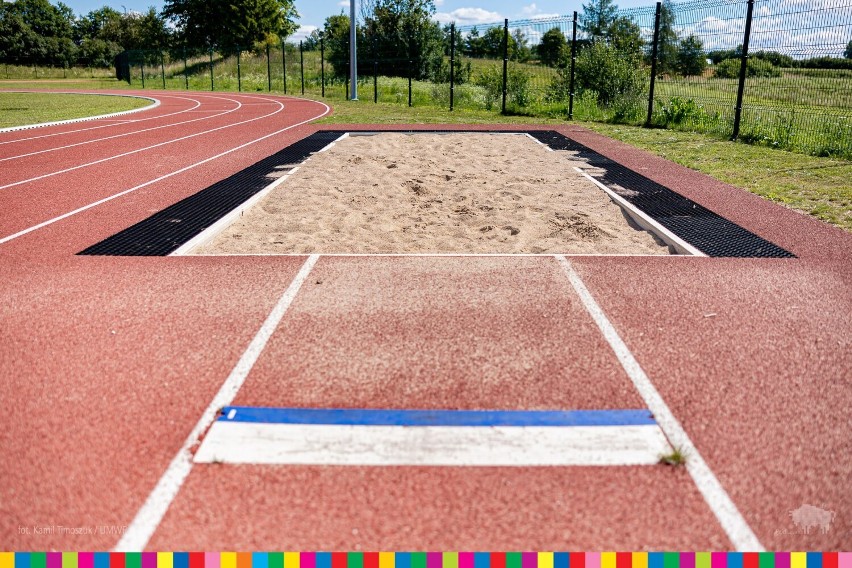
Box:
[0,93,850,551]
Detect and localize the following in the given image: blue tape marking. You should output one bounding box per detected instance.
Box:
[15,553,30,568]
[218,406,656,426]
[316,553,331,568]
[172,553,188,568]
[554,553,569,568]
[252,554,268,568]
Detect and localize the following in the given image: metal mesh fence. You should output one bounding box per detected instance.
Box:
[104,0,851,158]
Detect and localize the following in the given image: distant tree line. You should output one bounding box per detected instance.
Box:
[0,0,298,67]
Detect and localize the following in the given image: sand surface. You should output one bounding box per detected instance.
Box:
[193,133,670,255]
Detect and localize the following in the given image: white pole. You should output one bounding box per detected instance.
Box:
[350,0,358,100]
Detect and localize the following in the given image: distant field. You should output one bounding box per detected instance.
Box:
[0,92,151,128]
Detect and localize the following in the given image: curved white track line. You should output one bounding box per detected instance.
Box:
[0,96,287,191]
[0,95,204,146]
[0,95,246,162]
[0,92,160,133]
[0,98,331,245]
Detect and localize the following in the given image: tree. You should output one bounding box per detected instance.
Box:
[656,0,679,75]
[676,34,706,76]
[162,0,298,53]
[580,0,617,38]
[608,15,643,58]
[538,27,567,67]
[845,40,852,59]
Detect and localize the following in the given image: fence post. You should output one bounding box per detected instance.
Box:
[267,43,271,91]
[282,42,287,94]
[646,2,662,126]
[321,36,325,97]
[183,48,188,89]
[501,18,509,114]
[141,61,145,88]
[732,0,755,140]
[450,22,456,112]
[569,11,577,119]
[160,52,166,89]
[209,49,214,91]
[237,50,241,91]
[300,41,305,95]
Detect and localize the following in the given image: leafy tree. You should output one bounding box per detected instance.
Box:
[713,57,781,78]
[6,0,74,39]
[752,50,794,68]
[322,13,352,77]
[676,34,706,76]
[512,28,531,62]
[463,27,485,58]
[575,40,648,108]
[79,37,123,67]
[580,0,617,38]
[656,0,679,75]
[539,27,567,67]
[0,0,77,65]
[359,0,445,80]
[162,0,298,53]
[843,39,852,59]
[608,15,643,58]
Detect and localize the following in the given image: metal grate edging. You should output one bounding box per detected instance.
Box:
[78,129,793,258]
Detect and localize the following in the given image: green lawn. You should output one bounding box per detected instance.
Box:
[0,91,152,128]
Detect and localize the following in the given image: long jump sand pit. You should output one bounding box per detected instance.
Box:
[192,133,672,255]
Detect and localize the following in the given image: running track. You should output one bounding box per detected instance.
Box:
[1,90,849,551]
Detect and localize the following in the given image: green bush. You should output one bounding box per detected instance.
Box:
[713,57,782,78]
[473,64,533,110]
[655,96,717,127]
[574,41,648,108]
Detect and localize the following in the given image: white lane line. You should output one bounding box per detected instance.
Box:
[113,254,320,552]
[0,95,202,146]
[555,255,764,552]
[0,100,331,245]
[0,96,281,191]
[0,96,244,162]
[0,92,160,134]
[194,422,672,466]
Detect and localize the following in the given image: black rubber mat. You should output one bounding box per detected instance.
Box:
[79,128,793,258]
[78,130,344,256]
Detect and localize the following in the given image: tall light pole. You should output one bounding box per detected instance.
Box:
[350,0,358,100]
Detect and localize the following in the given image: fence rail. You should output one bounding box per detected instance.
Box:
[106,0,851,158]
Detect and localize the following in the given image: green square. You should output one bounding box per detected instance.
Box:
[348,554,363,568]
[507,553,523,568]
[443,553,458,568]
[664,553,679,568]
[411,553,426,568]
[269,553,284,568]
[126,553,141,568]
[30,554,46,568]
[759,554,774,568]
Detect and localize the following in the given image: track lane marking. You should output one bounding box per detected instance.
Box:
[114,254,320,552]
[556,255,764,551]
[0,95,284,191]
[0,95,202,146]
[0,95,246,162]
[0,99,330,245]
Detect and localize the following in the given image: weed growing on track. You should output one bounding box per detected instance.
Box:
[660,447,687,467]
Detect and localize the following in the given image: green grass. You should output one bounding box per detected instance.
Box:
[0,91,151,128]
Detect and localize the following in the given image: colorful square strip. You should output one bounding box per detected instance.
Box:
[1,552,850,568]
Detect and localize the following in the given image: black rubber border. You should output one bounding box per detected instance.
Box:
[78,129,794,258]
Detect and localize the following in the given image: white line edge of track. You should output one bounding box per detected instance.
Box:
[113,253,320,552]
[0,92,161,133]
[0,98,331,245]
[555,255,764,552]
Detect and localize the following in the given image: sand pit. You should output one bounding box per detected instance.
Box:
[192,133,671,255]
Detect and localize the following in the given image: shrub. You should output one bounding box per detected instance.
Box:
[473,64,533,110]
[713,57,782,78]
[574,41,647,108]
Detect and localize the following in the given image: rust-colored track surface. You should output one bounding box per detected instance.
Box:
[1,99,849,551]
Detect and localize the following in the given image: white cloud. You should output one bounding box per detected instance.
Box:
[290,25,318,42]
[338,0,350,7]
[518,3,560,20]
[434,0,445,5]
[435,7,503,25]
